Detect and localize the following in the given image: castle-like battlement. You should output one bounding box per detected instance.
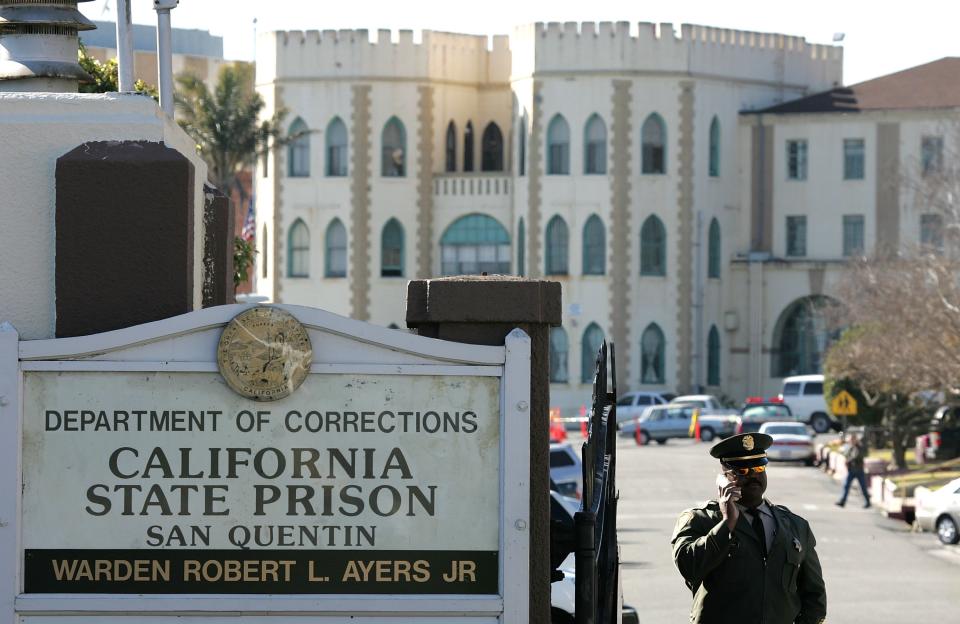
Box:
[257,28,511,85]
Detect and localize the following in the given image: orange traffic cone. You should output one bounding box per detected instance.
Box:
[579,405,588,437]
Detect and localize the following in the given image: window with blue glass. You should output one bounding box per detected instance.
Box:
[287,117,310,177]
[581,323,604,383]
[440,214,510,276]
[517,217,525,276]
[843,138,864,180]
[707,325,720,386]
[584,114,607,174]
[545,215,569,275]
[709,116,720,177]
[842,215,864,257]
[381,117,406,177]
[325,218,347,278]
[582,214,605,275]
[547,114,570,175]
[550,327,569,383]
[708,218,721,279]
[641,323,665,384]
[641,114,666,174]
[640,215,666,276]
[381,218,404,277]
[481,122,504,172]
[326,117,348,177]
[288,219,309,277]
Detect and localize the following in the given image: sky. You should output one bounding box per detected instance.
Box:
[79,0,960,86]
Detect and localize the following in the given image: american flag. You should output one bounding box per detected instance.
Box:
[241,198,256,242]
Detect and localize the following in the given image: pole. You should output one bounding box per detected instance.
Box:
[154,0,179,117]
[115,0,134,91]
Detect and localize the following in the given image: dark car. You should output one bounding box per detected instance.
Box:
[926,406,960,461]
[735,401,796,434]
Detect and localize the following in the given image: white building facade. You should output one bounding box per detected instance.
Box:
[256,21,941,414]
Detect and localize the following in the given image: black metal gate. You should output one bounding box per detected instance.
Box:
[575,341,619,624]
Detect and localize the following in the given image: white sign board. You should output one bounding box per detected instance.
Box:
[0,305,530,622]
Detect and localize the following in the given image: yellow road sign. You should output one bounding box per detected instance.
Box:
[831,390,858,416]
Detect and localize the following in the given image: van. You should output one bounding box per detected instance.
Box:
[779,374,836,433]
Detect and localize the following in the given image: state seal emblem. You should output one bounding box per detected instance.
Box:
[216,307,313,401]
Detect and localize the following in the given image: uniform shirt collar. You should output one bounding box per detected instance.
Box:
[737,499,773,518]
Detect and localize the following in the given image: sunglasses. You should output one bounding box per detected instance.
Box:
[724,465,767,477]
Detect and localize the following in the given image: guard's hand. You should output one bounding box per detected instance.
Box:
[716,473,741,532]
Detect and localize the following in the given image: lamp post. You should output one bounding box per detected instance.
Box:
[153,0,178,117]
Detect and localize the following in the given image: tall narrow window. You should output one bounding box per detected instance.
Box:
[786,140,808,180]
[517,217,526,276]
[550,327,569,383]
[842,215,864,257]
[582,214,605,275]
[519,113,527,176]
[326,117,348,177]
[325,218,347,277]
[584,114,607,174]
[640,215,666,276]
[463,121,475,172]
[920,213,944,251]
[547,114,570,175]
[707,325,720,386]
[545,215,569,275]
[445,121,457,172]
[641,323,665,384]
[786,216,807,257]
[481,122,504,172]
[709,116,720,177]
[261,224,268,278]
[922,136,944,177]
[843,138,864,180]
[581,323,604,383]
[708,218,721,279]
[440,214,511,275]
[381,117,406,177]
[381,218,404,277]
[641,114,666,174]
[287,117,310,177]
[287,219,310,277]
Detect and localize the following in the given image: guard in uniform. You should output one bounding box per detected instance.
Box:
[671,433,827,624]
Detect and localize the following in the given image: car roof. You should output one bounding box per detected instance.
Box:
[760,421,807,429]
[674,394,712,400]
[782,374,824,383]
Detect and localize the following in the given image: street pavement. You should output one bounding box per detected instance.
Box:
[600,435,960,623]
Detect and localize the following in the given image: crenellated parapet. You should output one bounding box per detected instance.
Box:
[257,28,511,85]
[516,21,843,91]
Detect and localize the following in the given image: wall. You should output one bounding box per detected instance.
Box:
[0,92,208,339]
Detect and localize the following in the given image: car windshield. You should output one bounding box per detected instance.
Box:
[743,405,791,420]
[765,425,807,435]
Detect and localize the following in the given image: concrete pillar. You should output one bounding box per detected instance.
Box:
[406,276,561,624]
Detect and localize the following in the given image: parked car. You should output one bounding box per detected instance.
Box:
[615,391,671,426]
[914,477,960,545]
[779,374,838,433]
[672,394,736,414]
[736,402,797,434]
[550,442,583,499]
[759,421,816,465]
[623,404,736,444]
[925,405,960,461]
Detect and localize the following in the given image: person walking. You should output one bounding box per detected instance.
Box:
[671,433,827,624]
[836,433,870,508]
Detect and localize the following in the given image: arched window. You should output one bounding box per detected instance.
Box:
[326,116,348,177]
[545,215,569,275]
[287,219,310,277]
[584,114,607,174]
[517,217,526,277]
[581,323,604,383]
[582,214,605,275]
[772,296,842,377]
[708,116,720,177]
[381,117,406,177]
[518,112,527,176]
[481,122,504,172]
[547,114,570,175]
[641,113,666,174]
[261,224,268,278]
[641,323,665,384]
[549,327,569,383]
[708,218,721,279]
[707,325,720,386]
[445,121,457,172]
[325,218,347,278]
[381,218,404,277]
[640,215,666,276]
[440,213,510,275]
[287,117,310,177]
[463,121,475,172]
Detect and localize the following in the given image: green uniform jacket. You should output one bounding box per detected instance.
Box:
[671,499,827,624]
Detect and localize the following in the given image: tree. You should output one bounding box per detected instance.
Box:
[174,63,289,289]
[78,43,157,99]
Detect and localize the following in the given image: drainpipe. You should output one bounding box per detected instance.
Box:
[153,0,178,117]
[115,0,133,91]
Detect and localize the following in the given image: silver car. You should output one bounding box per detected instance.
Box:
[914,477,960,545]
[549,442,582,499]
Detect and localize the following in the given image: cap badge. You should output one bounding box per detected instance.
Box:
[742,435,755,451]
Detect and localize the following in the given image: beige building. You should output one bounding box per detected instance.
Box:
[252,22,955,413]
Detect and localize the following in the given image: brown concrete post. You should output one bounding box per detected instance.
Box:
[406,276,561,624]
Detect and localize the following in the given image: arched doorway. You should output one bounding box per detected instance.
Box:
[771,296,841,377]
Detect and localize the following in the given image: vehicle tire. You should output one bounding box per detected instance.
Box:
[810,413,831,434]
[699,427,716,442]
[637,430,650,446]
[804,456,815,467]
[656,439,668,445]
[937,515,960,545]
